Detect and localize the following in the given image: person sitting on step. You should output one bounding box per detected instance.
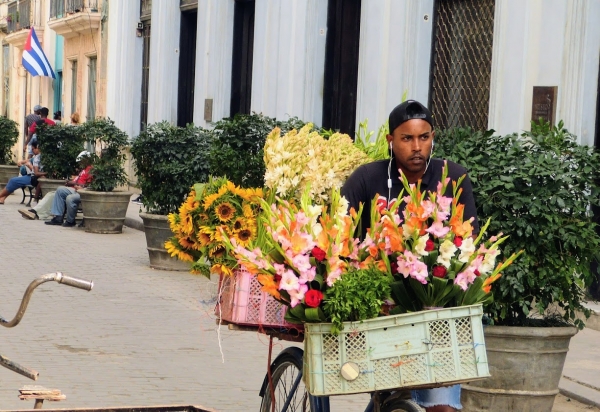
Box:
[45,151,93,227]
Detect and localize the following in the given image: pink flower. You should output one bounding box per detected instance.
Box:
[279,270,299,291]
[288,284,308,307]
[426,221,450,238]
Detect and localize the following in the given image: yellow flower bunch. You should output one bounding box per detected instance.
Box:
[263,124,371,204]
[166,176,263,277]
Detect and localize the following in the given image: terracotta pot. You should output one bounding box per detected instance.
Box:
[461,325,578,412]
[0,164,19,191]
[78,190,132,234]
[139,212,190,271]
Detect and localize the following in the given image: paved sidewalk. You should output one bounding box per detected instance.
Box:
[0,193,362,411]
[0,193,598,411]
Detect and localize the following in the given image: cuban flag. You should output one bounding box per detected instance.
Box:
[22,28,56,79]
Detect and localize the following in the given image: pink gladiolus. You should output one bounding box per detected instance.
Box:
[288,284,308,307]
[279,270,300,291]
[426,221,450,238]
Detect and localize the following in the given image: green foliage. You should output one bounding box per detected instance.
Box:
[0,116,19,164]
[323,266,391,335]
[37,124,86,178]
[131,122,213,215]
[208,113,307,188]
[354,119,390,160]
[435,120,600,328]
[81,118,129,192]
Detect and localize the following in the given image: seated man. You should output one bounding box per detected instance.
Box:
[0,141,45,205]
[45,151,92,227]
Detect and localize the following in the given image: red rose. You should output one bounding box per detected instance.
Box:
[274,274,282,282]
[432,266,447,278]
[453,236,463,247]
[425,239,435,252]
[311,246,326,261]
[474,270,481,277]
[390,262,398,273]
[304,289,324,308]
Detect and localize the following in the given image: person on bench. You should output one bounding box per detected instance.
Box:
[45,151,93,227]
[0,142,45,205]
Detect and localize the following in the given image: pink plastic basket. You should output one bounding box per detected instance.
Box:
[216,269,301,329]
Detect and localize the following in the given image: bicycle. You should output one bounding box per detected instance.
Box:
[256,330,425,412]
[1,272,93,406]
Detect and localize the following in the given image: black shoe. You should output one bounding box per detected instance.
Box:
[131,194,143,205]
[45,217,63,225]
[62,220,76,227]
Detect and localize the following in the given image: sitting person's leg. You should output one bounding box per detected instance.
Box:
[63,192,81,227]
[0,176,33,203]
[46,187,75,225]
[18,191,56,220]
[412,385,461,412]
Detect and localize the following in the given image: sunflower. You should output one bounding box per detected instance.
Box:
[203,185,228,209]
[212,263,233,277]
[242,203,255,219]
[209,245,226,260]
[165,239,194,262]
[232,217,245,231]
[215,201,236,222]
[234,227,255,247]
[178,236,195,249]
[197,231,211,247]
[178,210,194,236]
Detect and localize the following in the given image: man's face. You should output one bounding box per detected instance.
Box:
[32,146,40,155]
[387,119,434,179]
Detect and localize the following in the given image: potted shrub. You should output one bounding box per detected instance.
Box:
[435,120,600,411]
[36,123,86,193]
[0,116,19,190]
[130,121,213,270]
[208,113,307,188]
[78,118,131,234]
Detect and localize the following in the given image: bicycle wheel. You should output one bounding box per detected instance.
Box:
[260,351,311,412]
[380,398,424,412]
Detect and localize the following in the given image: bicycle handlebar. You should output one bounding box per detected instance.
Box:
[0,272,93,328]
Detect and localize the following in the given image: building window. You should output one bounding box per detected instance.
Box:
[86,56,97,121]
[429,0,495,130]
[140,23,151,131]
[177,9,197,127]
[322,0,362,135]
[53,70,63,118]
[230,0,255,117]
[3,45,9,117]
[70,59,77,116]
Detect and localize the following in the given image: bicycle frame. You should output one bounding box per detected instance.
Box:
[1,272,93,380]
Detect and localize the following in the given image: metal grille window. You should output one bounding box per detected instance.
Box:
[50,0,65,19]
[18,0,31,30]
[429,0,495,130]
[3,45,9,117]
[86,57,97,121]
[140,23,151,130]
[71,60,77,115]
[140,0,151,20]
[7,2,16,33]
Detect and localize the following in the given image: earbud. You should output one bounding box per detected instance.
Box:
[389,142,393,151]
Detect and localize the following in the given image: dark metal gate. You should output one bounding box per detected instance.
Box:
[429,0,495,130]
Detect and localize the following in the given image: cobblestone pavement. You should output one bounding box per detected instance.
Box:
[0,193,365,411]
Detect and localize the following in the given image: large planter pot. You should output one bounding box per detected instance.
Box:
[139,212,191,271]
[461,325,578,412]
[79,190,132,234]
[38,178,67,194]
[0,164,19,191]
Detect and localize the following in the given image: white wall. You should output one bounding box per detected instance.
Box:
[193,0,235,128]
[106,0,143,138]
[252,0,328,125]
[489,0,600,144]
[356,0,435,134]
[147,0,181,125]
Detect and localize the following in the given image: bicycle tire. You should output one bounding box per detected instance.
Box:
[380,398,425,412]
[260,351,311,412]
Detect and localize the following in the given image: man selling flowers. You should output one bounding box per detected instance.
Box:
[341,100,476,412]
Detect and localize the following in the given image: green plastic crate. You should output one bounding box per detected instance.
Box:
[303,304,490,396]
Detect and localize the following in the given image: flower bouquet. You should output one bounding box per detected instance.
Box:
[165,176,263,277]
[366,163,523,314]
[263,124,371,203]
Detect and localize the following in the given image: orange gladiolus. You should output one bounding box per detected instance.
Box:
[482,272,502,294]
[258,274,281,299]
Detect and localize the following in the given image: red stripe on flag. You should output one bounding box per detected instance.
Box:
[24,28,33,51]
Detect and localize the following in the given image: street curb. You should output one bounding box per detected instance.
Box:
[559,377,600,409]
[125,216,145,232]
